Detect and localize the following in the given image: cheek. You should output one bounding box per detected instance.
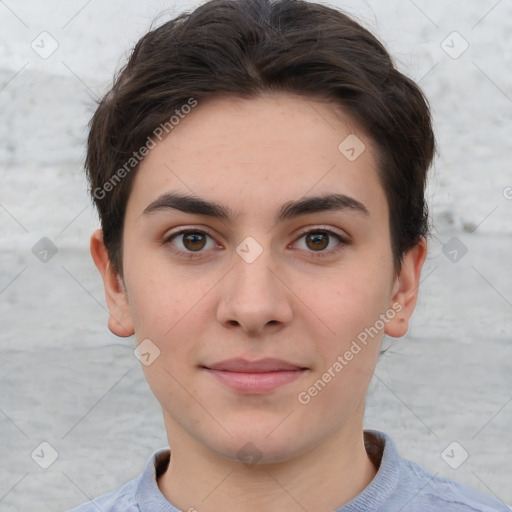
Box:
[319,269,393,339]
[131,276,207,409]
[126,257,207,340]
[127,269,217,397]
[301,256,394,382]
[296,274,388,423]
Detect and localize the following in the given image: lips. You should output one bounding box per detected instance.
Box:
[202,358,308,394]
[205,358,305,373]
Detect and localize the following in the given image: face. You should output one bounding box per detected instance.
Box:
[93,93,425,464]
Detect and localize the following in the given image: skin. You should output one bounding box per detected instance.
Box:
[91,92,426,512]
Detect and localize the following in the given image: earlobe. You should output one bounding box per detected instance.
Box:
[384,238,427,338]
[90,229,135,337]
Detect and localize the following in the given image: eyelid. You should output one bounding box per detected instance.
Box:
[293,225,350,243]
[163,225,217,240]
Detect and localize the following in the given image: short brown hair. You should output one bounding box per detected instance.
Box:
[86,0,435,275]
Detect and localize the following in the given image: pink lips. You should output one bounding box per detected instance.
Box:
[203,358,307,394]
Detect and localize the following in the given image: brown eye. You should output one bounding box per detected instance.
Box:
[182,232,207,251]
[165,230,217,255]
[294,228,347,257]
[305,231,330,251]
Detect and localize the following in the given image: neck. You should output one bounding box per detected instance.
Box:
[158,416,377,512]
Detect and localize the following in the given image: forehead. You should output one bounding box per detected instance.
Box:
[125,93,387,224]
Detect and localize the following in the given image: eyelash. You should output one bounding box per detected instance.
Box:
[162,226,350,260]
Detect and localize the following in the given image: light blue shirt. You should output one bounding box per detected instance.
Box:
[68,430,510,511]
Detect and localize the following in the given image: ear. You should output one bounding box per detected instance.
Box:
[90,229,135,337]
[384,237,427,338]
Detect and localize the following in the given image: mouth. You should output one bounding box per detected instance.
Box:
[201,358,308,394]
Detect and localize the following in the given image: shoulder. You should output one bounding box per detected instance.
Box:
[394,454,510,512]
[66,476,140,512]
[66,447,172,512]
[362,431,510,512]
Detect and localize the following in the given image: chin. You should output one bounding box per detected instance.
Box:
[212,439,303,466]
[204,421,315,466]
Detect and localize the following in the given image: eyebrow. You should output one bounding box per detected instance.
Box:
[142,191,369,223]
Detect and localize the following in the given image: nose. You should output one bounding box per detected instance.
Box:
[216,246,294,337]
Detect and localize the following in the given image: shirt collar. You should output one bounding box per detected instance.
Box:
[135,430,400,512]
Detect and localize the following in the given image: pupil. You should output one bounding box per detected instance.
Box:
[306,232,328,251]
[184,233,206,251]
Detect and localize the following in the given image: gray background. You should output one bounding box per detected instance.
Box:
[1,0,511,510]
